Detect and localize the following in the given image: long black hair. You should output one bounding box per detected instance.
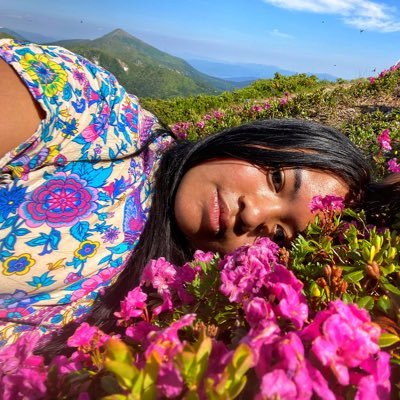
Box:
[39,118,373,359]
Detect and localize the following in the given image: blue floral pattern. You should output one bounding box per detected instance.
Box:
[0,39,173,346]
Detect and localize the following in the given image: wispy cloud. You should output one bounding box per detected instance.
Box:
[270,28,293,38]
[262,0,400,32]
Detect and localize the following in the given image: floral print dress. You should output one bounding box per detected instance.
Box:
[0,39,173,346]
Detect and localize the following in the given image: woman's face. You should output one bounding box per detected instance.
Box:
[174,159,349,254]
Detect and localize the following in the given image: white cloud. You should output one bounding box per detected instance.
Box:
[270,28,294,38]
[263,0,400,32]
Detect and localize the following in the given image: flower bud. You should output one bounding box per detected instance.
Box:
[365,261,380,279]
[323,265,332,279]
[310,282,321,297]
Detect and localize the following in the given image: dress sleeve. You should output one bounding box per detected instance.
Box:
[0,39,154,176]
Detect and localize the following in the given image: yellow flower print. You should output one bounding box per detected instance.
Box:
[3,253,36,276]
[20,53,68,97]
[74,240,100,260]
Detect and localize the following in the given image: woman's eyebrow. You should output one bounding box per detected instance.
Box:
[291,168,302,200]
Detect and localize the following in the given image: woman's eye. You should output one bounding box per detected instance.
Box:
[273,225,286,246]
[271,169,284,192]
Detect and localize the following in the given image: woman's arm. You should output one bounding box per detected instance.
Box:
[0,58,45,157]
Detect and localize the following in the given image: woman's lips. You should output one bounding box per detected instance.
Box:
[208,190,229,236]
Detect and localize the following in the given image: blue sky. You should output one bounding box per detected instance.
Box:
[0,0,399,79]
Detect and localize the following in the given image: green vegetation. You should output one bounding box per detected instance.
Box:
[53,29,236,98]
[142,65,400,170]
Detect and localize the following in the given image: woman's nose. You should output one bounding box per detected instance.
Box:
[237,195,281,233]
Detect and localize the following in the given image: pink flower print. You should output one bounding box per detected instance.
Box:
[19,172,98,228]
[70,268,116,301]
[81,104,110,142]
[73,69,88,85]
[377,129,392,151]
[387,158,400,173]
[64,272,81,284]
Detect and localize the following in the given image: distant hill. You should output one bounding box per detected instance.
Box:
[0,28,27,41]
[51,29,237,98]
[188,59,338,82]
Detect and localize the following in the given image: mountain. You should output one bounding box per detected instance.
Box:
[188,59,338,82]
[0,28,27,41]
[51,29,237,98]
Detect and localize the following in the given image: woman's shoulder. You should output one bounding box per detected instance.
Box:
[0,39,164,172]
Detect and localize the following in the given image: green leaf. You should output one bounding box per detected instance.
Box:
[102,395,128,400]
[344,270,364,283]
[381,281,400,296]
[214,343,253,398]
[377,295,392,314]
[105,338,134,364]
[140,350,162,399]
[104,360,137,390]
[379,333,400,348]
[356,296,374,310]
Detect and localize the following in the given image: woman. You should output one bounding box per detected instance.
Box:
[0,39,371,351]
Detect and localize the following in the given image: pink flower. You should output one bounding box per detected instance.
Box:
[219,237,279,303]
[193,249,215,263]
[309,194,345,213]
[145,314,196,360]
[196,120,205,129]
[355,352,391,400]
[214,110,224,120]
[251,104,263,113]
[387,158,400,173]
[141,257,177,294]
[126,321,158,343]
[280,97,288,106]
[258,369,297,400]
[203,114,212,121]
[264,102,271,110]
[171,122,191,139]
[301,301,383,386]
[0,333,47,400]
[245,297,275,328]
[67,322,110,350]
[369,77,376,84]
[377,129,392,151]
[157,362,184,399]
[114,287,148,322]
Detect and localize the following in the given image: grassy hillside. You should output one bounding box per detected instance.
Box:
[143,64,400,179]
[52,29,236,98]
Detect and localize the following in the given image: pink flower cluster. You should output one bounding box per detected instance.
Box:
[0,333,47,400]
[0,239,391,399]
[388,158,400,173]
[220,237,307,329]
[309,194,345,214]
[217,238,390,399]
[377,129,392,151]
